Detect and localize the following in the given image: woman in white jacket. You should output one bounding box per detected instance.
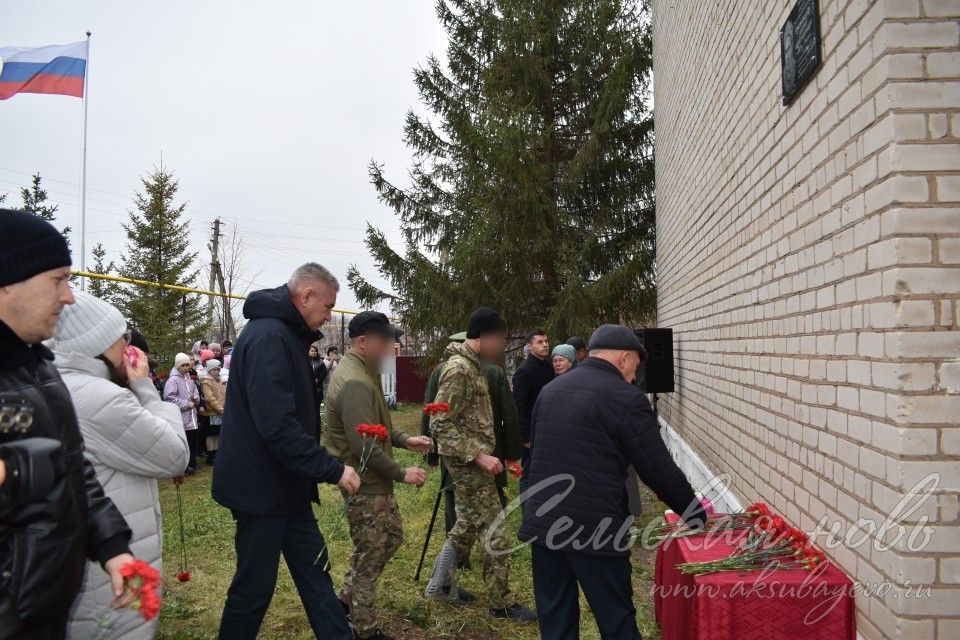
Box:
[54,290,189,640]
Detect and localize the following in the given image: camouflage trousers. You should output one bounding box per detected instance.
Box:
[340,493,404,638]
[444,458,514,608]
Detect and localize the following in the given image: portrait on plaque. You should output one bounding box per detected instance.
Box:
[781,0,822,105]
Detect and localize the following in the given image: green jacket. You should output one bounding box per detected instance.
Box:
[322,350,410,495]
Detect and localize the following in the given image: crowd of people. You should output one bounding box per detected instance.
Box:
[0,209,709,640]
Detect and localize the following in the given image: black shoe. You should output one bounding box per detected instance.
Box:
[489,603,537,623]
[184,466,198,476]
[441,585,476,603]
[353,631,396,640]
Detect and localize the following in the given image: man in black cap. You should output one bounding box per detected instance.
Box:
[565,336,588,364]
[0,209,136,639]
[424,307,536,623]
[322,311,432,640]
[520,324,707,640]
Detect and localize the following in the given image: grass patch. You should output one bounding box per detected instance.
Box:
[158,404,662,639]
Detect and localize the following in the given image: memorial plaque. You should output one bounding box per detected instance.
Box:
[781,0,822,105]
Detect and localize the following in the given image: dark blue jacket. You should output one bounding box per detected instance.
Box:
[212,285,344,517]
[519,357,705,556]
[512,354,555,444]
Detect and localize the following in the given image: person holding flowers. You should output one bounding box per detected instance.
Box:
[423,307,536,623]
[420,331,522,541]
[519,324,708,640]
[322,311,432,640]
[52,290,188,639]
[0,211,137,640]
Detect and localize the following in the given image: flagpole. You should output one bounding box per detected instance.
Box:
[80,30,91,290]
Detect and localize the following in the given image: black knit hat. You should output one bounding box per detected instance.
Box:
[0,209,72,287]
[466,306,507,338]
[129,329,151,354]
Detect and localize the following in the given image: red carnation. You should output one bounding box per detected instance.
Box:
[178,571,192,583]
[423,402,450,416]
[506,460,522,479]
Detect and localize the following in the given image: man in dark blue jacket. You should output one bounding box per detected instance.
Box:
[512,329,554,495]
[519,325,706,640]
[213,263,360,640]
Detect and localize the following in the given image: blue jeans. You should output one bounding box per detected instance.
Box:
[532,544,640,640]
[218,508,350,640]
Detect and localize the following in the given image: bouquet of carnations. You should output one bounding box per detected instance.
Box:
[97,560,161,638]
[355,423,389,475]
[671,502,827,575]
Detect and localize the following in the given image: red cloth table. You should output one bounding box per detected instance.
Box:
[654,513,856,640]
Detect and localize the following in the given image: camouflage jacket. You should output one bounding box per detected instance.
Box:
[431,341,496,464]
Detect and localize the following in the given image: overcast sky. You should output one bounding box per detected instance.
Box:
[0,1,448,311]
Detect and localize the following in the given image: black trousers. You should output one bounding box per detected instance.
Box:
[184,428,199,471]
[218,508,350,640]
[531,544,641,640]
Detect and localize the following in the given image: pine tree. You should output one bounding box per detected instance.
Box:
[88,242,122,305]
[118,166,206,360]
[349,0,657,349]
[21,173,71,246]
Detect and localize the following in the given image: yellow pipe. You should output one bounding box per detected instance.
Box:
[71,270,366,315]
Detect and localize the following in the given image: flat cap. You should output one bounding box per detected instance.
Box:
[349,311,404,341]
[587,324,647,358]
[449,331,467,343]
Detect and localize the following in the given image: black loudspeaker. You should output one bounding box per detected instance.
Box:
[633,328,674,393]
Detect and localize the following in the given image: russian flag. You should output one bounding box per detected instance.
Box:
[0,41,86,101]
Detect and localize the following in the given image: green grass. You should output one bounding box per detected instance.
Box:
[158,404,663,639]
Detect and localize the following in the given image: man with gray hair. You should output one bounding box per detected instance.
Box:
[213,263,360,640]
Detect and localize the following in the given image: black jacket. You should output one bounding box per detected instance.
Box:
[212,285,345,517]
[519,357,705,557]
[512,354,555,444]
[309,356,328,405]
[0,320,131,637]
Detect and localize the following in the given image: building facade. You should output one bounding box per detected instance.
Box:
[652,1,959,638]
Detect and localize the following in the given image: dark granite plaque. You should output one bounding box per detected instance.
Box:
[781,0,822,105]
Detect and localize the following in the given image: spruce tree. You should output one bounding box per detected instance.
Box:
[118,166,206,360]
[349,0,657,349]
[21,173,71,246]
[88,242,122,306]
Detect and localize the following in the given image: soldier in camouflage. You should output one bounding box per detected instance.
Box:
[323,312,432,640]
[424,307,537,624]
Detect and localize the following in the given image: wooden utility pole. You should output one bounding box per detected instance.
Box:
[214,262,233,341]
[207,217,222,331]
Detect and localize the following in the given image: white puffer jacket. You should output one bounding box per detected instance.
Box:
[54,351,189,640]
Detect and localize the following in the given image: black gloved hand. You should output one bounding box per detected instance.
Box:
[0,437,62,505]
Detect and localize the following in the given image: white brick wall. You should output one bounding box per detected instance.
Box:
[652,1,960,638]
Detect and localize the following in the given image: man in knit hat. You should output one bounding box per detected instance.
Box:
[420,330,522,543]
[424,307,536,623]
[0,209,135,639]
